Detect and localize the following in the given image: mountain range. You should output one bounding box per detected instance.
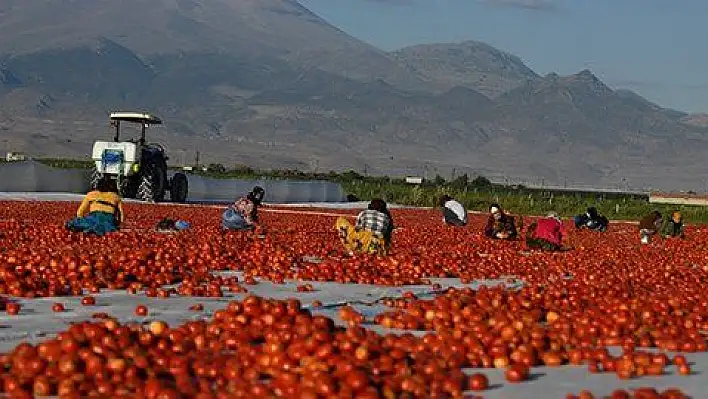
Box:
[1,0,707,191]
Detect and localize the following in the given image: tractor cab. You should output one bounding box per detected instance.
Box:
[110,112,162,146]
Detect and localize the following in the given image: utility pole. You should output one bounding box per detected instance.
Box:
[194,150,200,169]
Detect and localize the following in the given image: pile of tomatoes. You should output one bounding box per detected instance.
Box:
[372,286,700,377]
[1,296,493,398]
[0,201,705,397]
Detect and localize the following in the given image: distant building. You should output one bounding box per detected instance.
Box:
[649,192,708,206]
[405,176,423,185]
[5,152,26,162]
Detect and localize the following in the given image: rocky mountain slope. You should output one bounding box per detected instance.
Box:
[0,0,705,190]
[389,40,539,97]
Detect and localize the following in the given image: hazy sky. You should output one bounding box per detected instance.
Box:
[299,0,707,113]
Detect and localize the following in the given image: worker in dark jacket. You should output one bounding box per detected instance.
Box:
[639,211,663,244]
[484,203,518,240]
[661,210,685,238]
[574,207,609,232]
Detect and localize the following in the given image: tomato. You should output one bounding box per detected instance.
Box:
[81,296,96,306]
[466,373,489,391]
[6,302,20,315]
[505,364,529,383]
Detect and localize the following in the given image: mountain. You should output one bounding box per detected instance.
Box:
[389,41,539,98]
[0,0,705,191]
[479,71,701,186]
[614,89,687,121]
[680,113,708,128]
[0,0,428,89]
[0,68,22,90]
[493,70,682,143]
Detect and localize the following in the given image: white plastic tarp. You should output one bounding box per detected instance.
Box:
[183,174,346,203]
[0,160,90,193]
[0,161,346,203]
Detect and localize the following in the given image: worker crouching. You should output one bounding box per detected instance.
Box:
[484,204,518,240]
[661,210,685,239]
[574,207,609,232]
[66,177,124,236]
[336,198,394,255]
[526,212,565,251]
[222,186,265,231]
[639,211,663,244]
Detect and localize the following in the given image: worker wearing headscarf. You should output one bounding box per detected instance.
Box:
[526,212,565,251]
[440,195,468,226]
[335,198,393,255]
[66,176,124,236]
[222,186,265,230]
[639,211,663,244]
[484,203,518,239]
[574,206,609,232]
[661,210,684,239]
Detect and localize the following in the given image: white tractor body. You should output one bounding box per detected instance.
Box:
[92,141,139,177]
[88,111,188,203]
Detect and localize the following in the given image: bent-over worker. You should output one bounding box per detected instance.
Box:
[66,176,124,236]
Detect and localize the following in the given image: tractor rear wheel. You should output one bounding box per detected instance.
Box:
[170,173,188,203]
[137,164,165,202]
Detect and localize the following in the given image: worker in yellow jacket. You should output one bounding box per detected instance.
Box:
[66,177,124,235]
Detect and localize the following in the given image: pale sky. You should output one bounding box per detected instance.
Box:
[300,0,708,113]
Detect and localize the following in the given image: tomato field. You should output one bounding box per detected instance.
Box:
[0,200,706,398]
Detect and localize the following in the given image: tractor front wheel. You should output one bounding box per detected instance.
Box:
[121,178,138,199]
[90,168,102,190]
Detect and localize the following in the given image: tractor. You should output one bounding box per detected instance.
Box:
[90,112,188,203]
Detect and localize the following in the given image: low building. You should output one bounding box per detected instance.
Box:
[405,176,423,185]
[649,192,708,206]
[5,152,26,162]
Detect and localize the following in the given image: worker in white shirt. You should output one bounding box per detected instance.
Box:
[439,195,468,226]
